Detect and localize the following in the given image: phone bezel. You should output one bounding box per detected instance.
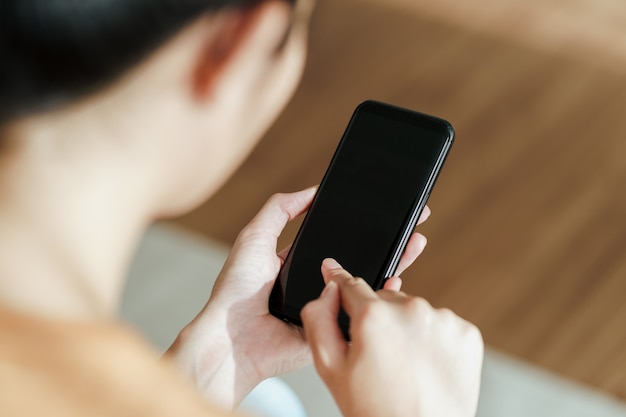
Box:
[268,100,455,328]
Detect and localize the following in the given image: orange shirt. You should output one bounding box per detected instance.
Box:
[0,309,228,417]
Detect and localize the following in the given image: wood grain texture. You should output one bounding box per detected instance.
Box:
[173,0,626,400]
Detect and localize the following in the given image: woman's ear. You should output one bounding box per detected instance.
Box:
[192,1,293,101]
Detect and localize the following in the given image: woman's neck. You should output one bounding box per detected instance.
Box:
[0,118,156,321]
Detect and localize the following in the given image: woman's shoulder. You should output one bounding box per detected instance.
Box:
[0,308,226,417]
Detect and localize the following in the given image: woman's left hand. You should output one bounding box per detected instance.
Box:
[166,187,430,409]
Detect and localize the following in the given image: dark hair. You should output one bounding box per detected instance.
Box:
[0,0,266,124]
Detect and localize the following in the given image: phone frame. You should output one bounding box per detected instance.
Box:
[269,100,455,327]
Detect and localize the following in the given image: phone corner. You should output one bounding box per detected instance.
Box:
[446,123,456,143]
[355,99,378,111]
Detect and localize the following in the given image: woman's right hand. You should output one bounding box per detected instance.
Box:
[301,259,484,417]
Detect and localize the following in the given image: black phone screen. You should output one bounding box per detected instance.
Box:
[269,101,453,329]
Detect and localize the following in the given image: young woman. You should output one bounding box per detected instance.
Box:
[0,0,484,416]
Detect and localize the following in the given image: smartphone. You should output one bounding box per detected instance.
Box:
[269,100,454,338]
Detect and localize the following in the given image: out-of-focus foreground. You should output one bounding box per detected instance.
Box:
[174,0,626,400]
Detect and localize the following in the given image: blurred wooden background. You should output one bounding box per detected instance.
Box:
[173,0,626,400]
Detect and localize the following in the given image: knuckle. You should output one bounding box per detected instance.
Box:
[360,299,382,317]
[358,300,387,331]
[330,269,350,280]
[268,192,286,205]
[464,322,484,348]
[347,276,366,287]
[300,300,319,323]
[266,192,289,212]
[406,297,433,316]
[236,223,255,241]
[405,298,435,331]
[438,307,458,320]
[267,192,298,223]
[236,222,265,244]
[435,309,484,353]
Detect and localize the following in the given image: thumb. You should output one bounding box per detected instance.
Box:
[301,281,346,376]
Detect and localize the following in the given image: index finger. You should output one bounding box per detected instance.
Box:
[321,258,378,318]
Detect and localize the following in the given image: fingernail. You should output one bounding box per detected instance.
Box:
[322,258,342,270]
[321,281,336,298]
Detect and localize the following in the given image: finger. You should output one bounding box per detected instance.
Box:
[239,187,317,246]
[416,205,431,226]
[383,276,403,292]
[301,281,346,373]
[321,258,378,318]
[395,233,427,276]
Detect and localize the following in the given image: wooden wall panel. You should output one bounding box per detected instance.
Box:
[174,0,626,400]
